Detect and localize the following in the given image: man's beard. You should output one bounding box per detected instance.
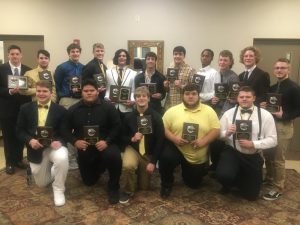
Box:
[183,99,200,109]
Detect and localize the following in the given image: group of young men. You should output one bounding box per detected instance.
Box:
[0,43,299,207]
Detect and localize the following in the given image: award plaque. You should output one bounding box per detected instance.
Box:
[235,120,252,140]
[214,83,228,100]
[191,74,205,92]
[137,115,153,134]
[266,93,282,113]
[93,73,106,87]
[69,76,81,89]
[166,68,179,83]
[38,70,53,83]
[109,85,120,102]
[109,85,131,102]
[182,122,199,142]
[119,87,131,102]
[37,126,53,147]
[8,75,28,89]
[83,125,99,145]
[228,82,241,99]
[140,83,157,95]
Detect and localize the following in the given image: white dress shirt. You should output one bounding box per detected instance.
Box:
[198,65,220,102]
[220,106,277,154]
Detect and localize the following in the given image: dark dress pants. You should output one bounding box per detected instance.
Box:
[77,144,122,191]
[1,117,24,165]
[159,141,208,189]
[216,145,264,200]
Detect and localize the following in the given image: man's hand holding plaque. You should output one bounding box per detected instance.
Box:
[182,122,199,143]
[83,125,99,145]
[266,93,282,113]
[8,75,28,90]
[109,85,131,103]
[39,70,53,84]
[37,126,53,147]
[191,74,205,92]
[214,83,228,100]
[137,115,153,134]
[235,120,252,140]
[166,68,179,83]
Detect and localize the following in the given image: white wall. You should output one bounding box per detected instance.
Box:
[1,0,300,73]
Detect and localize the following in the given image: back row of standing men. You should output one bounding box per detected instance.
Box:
[0,43,299,206]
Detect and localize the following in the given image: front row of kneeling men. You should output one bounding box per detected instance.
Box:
[16,79,277,206]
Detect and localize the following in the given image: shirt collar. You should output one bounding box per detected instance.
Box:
[9,61,21,70]
[37,100,51,108]
[182,102,202,113]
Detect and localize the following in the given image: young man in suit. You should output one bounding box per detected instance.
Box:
[134,52,166,115]
[16,81,68,206]
[20,49,57,102]
[239,46,270,105]
[119,86,165,203]
[105,49,137,120]
[0,45,32,174]
[82,43,108,99]
[63,79,122,204]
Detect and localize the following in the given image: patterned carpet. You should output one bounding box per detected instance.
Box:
[0,168,300,225]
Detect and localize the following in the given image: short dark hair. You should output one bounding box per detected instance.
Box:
[173,46,186,56]
[183,84,200,95]
[36,80,52,92]
[67,43,81,54]
[81,78,98,90]
[145,51,157,61]
[201,49,214,58]
[8,45,21,53]
[238,86,256,96]
[113,49,131,65]
[37,49,50,58]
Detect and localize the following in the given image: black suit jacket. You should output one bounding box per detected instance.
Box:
[0,62,32,119]
[134,70,166,114]
[16,101,67,163]
[239,66,270,104]
[82,58,108,99]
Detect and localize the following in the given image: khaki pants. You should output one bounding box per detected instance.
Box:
[264,121,293,190]
[122,146,152,193]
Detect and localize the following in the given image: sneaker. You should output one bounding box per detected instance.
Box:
[119,192,133,204]
[53,190,65,207]
[108,190,119,204]
[160,187,172,199]
[263,190,282,201]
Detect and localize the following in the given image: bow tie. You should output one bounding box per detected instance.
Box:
[241,108,252,114]
[38,104,49,109]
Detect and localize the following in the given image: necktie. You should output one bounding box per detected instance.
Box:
[243,71,249,81]
[139,113,145,156]
[14,68,19,76]
[118,68,123,86]
[276,82,281,93]
[100,63,105,75]
[241,108,252,114]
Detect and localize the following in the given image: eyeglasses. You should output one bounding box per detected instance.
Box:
[274,67,288,70]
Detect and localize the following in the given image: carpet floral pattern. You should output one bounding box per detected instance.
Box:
[0,169,299,225]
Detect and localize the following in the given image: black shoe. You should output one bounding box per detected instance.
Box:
[14,161,27,169]
[5,165,15,175]
[119,192,133,204]
[160,187,172,199]
[108,190,119,204]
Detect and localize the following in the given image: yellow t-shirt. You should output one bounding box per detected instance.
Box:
[163,103,220,164]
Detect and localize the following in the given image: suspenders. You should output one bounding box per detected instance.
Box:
[231,105,262,149]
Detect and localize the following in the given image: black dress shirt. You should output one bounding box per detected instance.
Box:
[62,98,121,147]
[270,78,300,121]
